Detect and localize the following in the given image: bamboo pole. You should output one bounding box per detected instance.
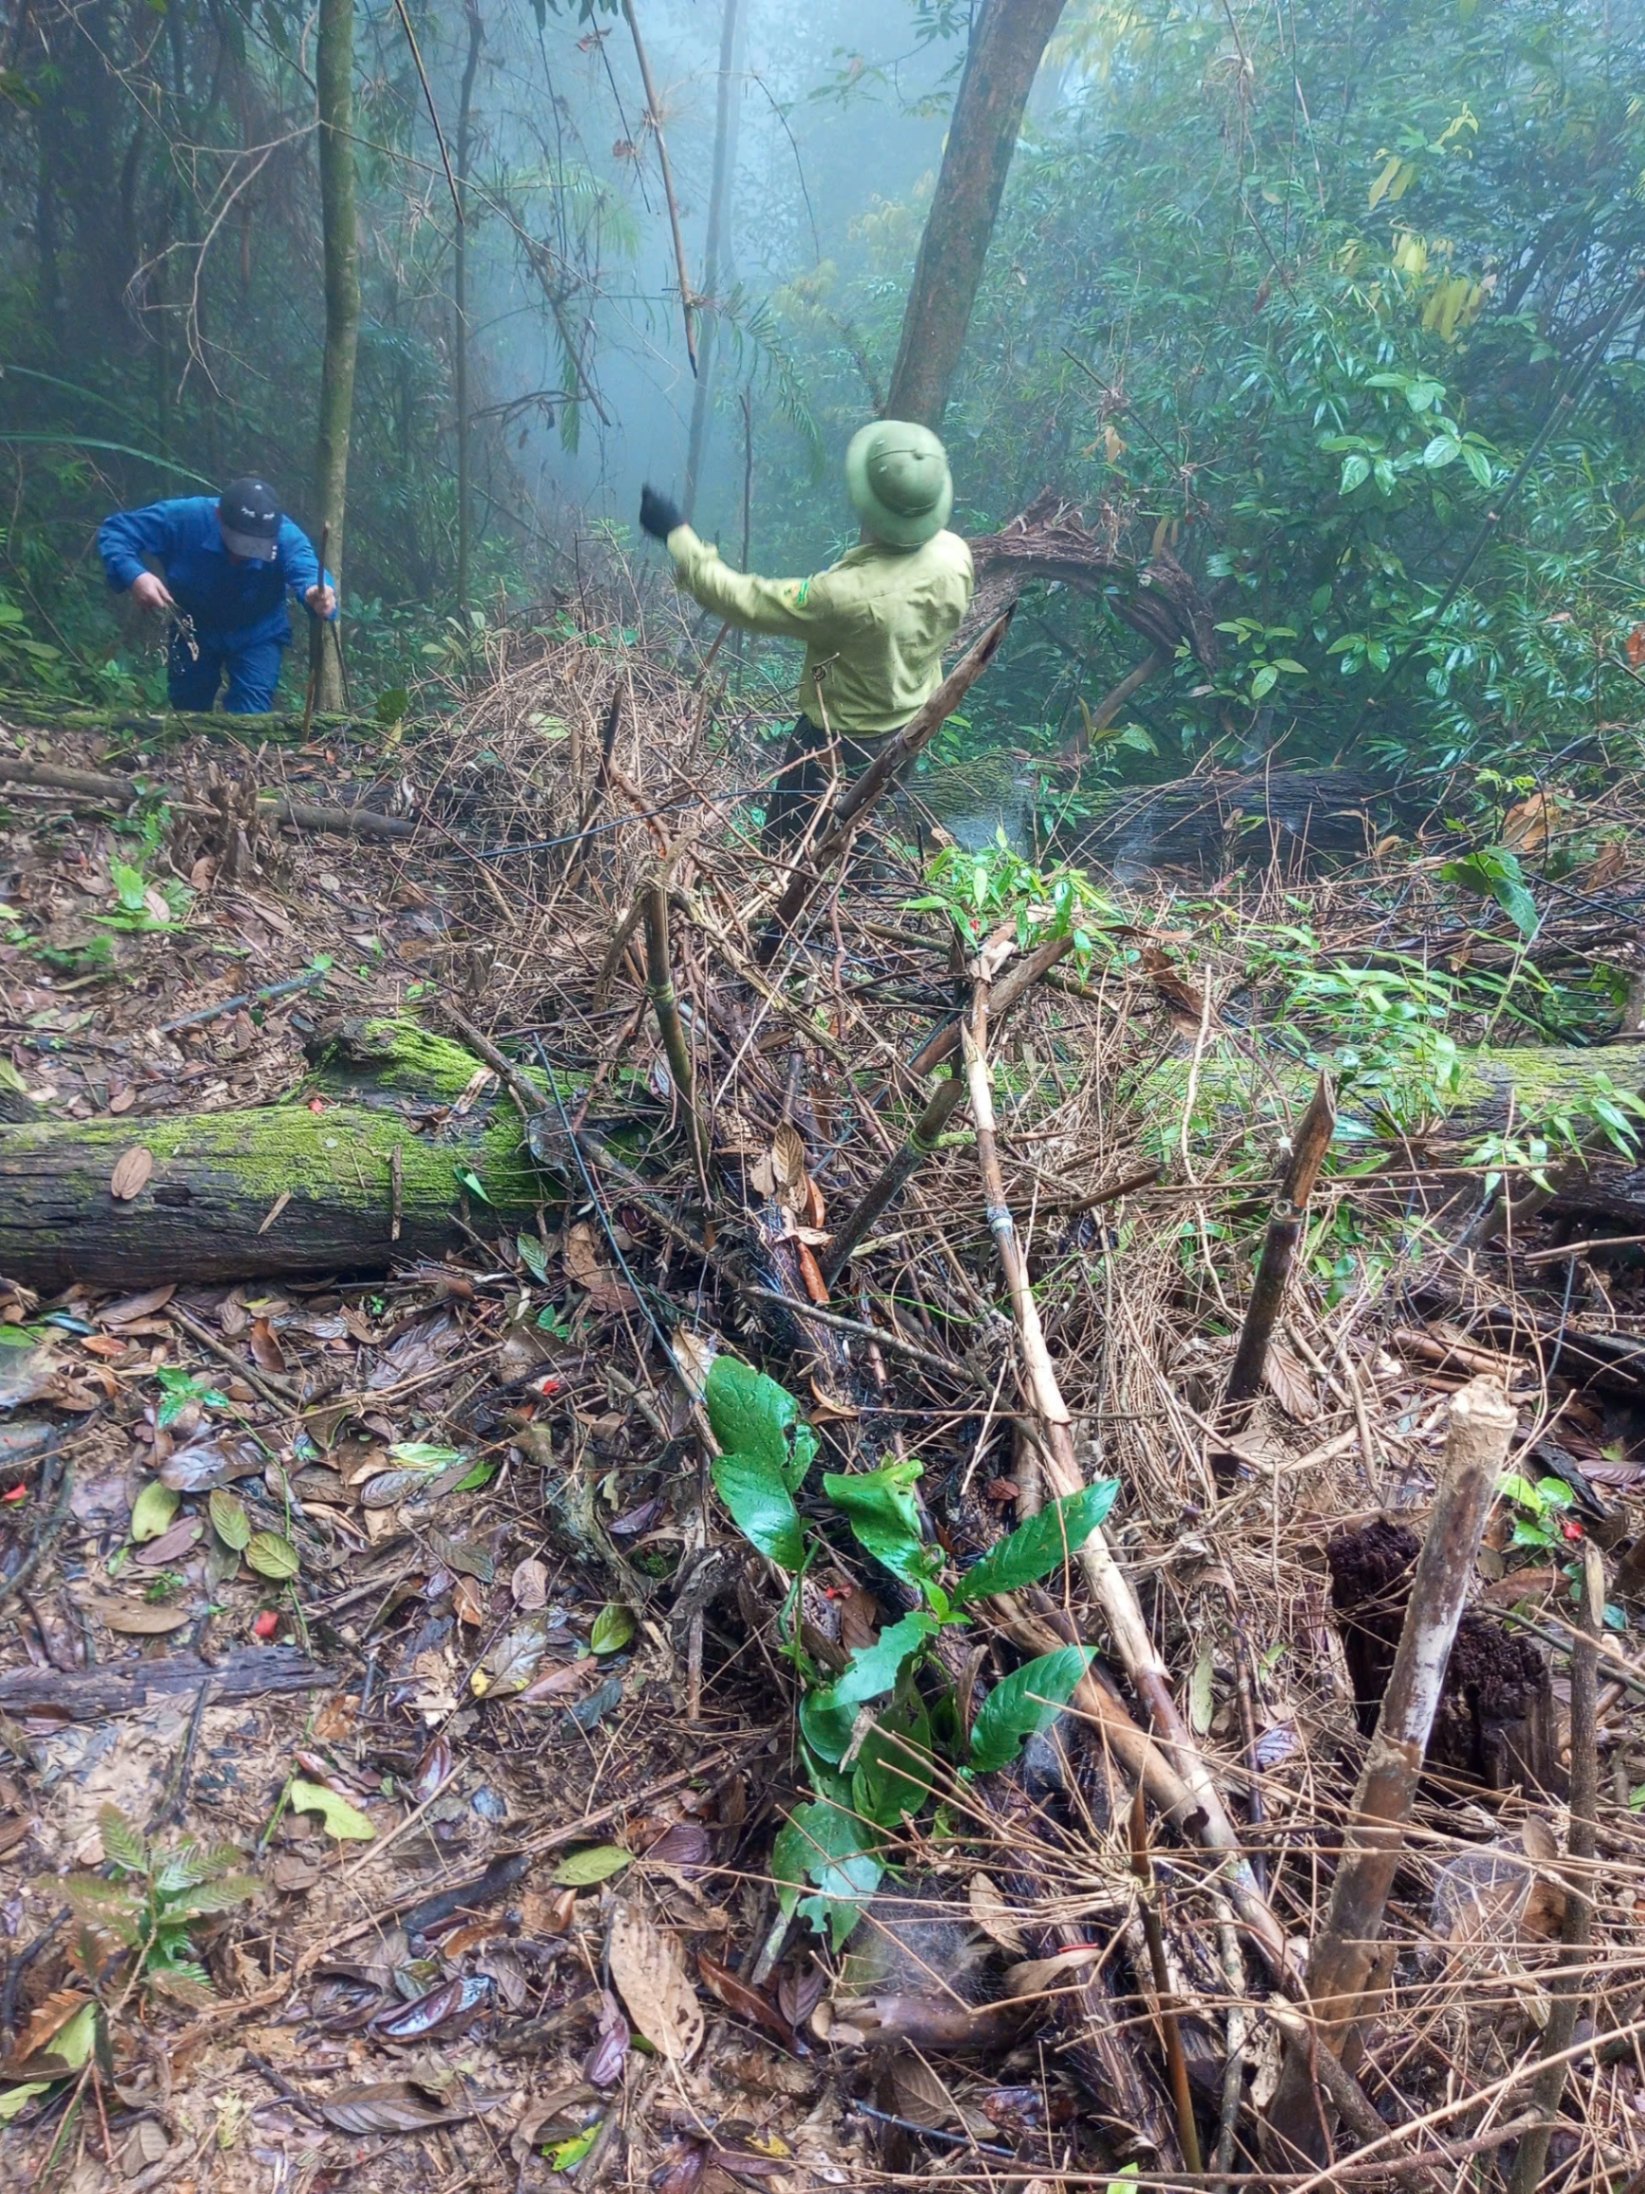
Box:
[1265,1375,1518,2165]
[963,978,1290,1978]
[643,878,710,1201]
[1505,1538,1602,2194]
[622,0,697,375]
[821,1067,965,1283]
[1220,1073,1335,1423]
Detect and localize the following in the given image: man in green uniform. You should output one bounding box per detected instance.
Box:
[639,421,973,847]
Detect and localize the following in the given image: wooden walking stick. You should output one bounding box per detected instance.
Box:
[301,522,330,737]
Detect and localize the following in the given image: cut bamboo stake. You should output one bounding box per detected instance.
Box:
[1220,1073,1335,1424]
[1265,1374,1518,2167]
[1129,1784,1204,2173]
[963,980,1290,1979]
[1505,1536,1602,2194]
[822,1066,965,1284]
[906,929,1075,1077]
[643,877,711,1203]
[756,607,1015,965]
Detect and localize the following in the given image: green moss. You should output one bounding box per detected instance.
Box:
[0,1102,543,1216]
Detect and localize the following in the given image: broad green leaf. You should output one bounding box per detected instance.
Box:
[516,1232,550,1282]
[545,2126,601,2171]
[43,2002,99,2070]
[0,2082,52,2121]
[1339,452,1371,494]
[772,1799,882,1951]
[552,1843,632,1886]
[1251,663,1278,699]
[246,1531,300,1581]
[1422,433,1461,467]
[955,1482,1119,1603]
[208,1488,251,1551]
[801,1613,936,1765]
[389,1442,464,1468]
[705,1356,817,1488]
[968,1647,1096,1774]
[288,1776,375,1840]
[130,1478,179,1543]
[711,1451,805,1570]
[590,1603,635,1655]
[456,1167,491,1203]
[852,1707,936,1827]
[821,1459,929,1584]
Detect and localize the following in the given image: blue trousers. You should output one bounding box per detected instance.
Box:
[167,630,286,714]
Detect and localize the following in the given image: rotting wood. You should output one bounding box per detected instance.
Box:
[0,1644,330,1721]
[0,1016,546,1287]
[0,753,415,840]
[1266,1375,1518,2167]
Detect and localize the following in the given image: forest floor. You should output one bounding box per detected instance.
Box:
[3,615,1645,2194]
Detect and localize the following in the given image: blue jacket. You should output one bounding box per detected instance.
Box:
[97,496,336,650]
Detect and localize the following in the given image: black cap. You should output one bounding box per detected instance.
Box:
[218,477,281,560]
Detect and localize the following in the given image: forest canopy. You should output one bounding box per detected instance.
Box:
[1,0,1642,784]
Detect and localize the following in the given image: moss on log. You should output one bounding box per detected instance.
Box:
[0,1016,552,1288]
[0,689,367,746]
[1145,1035,1645,1218]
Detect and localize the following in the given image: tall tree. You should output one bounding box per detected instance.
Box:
[683,0,743,522]
[312,0,361,710]
[453,0,484,613]
[883,0,1065,432]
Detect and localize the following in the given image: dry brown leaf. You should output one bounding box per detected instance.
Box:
[453,1574,487,1627]
[1263,1340,1321,1424]
[1502,791,1558,854]
[512,1557,549,1609]
[109,1146,154,1201]
[15,1989,90,2064]
[607,1895,704,2062]
[968,1873,1027,1955]
[99,1286,176,1327]
[249,1317,288,1373]
[564,1221,634,1311]
[1000,1944,1102,2000]
[87,1597,192,1634]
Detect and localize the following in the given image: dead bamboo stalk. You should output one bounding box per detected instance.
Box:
[1221,1074,1335,1421]
[905,929,1076,1077]
[756,608,1015,965]
[1505,1537,1602,2194]
[1266,1374,1518,2166]
[1129,1785,1204,2173]
[963,979,1290,1979]
[821,1066,965,1283]
[643,878,711,1200]
[622,0,697,375]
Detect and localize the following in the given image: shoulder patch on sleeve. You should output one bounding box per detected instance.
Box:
[791,578,811,608]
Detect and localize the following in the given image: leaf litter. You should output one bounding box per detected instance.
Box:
[3,637,1645,2193]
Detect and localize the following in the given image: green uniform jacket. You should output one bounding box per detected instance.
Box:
[665,522,975,737]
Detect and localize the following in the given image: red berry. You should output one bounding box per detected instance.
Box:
[252,1610,280,1640]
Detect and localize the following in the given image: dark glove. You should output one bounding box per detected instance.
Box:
[639,485,683,542]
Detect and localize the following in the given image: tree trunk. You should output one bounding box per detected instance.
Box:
[453,0,484,614]
[683,0,743,522]
[312,0,361,712]
[0,1020,550,1289]
[883,0,1066,431]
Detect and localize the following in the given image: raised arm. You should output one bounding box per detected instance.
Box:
[665,523,846,643]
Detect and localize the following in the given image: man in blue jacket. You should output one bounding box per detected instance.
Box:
[97,477,338,714]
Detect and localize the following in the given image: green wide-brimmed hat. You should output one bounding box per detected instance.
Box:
[845,420,954,548]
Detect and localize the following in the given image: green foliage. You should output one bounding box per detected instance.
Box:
[703,1348,1119,1948]
[907,840,1118,963]
[60,1805,258,2007]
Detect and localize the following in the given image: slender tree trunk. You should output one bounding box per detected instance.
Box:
[884,0,1065,431]
[312,0,361,711]
[683,0,742,521]
[453,0,484,613]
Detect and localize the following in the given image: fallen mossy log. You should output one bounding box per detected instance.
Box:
[0,690,368,746]
[1150,1036,1645,1226]
[0,751,415,841]
[0,1017,550,1289]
